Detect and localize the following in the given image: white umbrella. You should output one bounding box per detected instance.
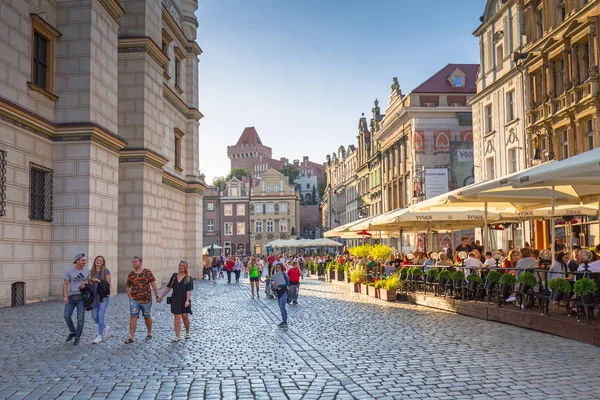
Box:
[312,238,344,247]
[202,244,222,250]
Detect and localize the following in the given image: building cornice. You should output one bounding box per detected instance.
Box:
[98,0,125,22]
[119,148,169,168]
[162,4,203,56]
[118,37,168,68]
[469,67,521,104]
[473,0,514,36]
[0,96,127,152]
[163,170,208,194]
[163,84,203,121]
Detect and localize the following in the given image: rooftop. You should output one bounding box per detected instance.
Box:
[412,63,479,94]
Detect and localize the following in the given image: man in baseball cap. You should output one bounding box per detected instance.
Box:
[63,253,90,345]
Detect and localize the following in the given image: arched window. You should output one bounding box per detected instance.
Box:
[305,193,312,202]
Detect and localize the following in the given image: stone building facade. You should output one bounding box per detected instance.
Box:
[219,178,250,256]
[249,169,300,255]
[202,186,220,249]
[0,0,205,307]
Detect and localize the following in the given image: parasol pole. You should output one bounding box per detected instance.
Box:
[484,202,489,252]
[551,186,556,262]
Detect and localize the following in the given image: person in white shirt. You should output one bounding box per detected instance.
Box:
[483,252,498,269]
[464,252,484,277]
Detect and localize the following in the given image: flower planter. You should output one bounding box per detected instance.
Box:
[580,294,595,305]
[379,288,396,301]
[517,283,529,294]
[349,283,360,293]
[360,283,369,295]
[336,270,345,282]
[368,287,378,298]
[426,275,436,284]
[396,292,408,301]
[550,289,564,303]
[468,281,479,292]
[329,270,336,281]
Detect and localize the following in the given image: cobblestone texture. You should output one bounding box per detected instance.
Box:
[1,278,600,399]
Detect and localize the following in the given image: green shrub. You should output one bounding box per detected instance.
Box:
[548,278,572,295]
[326,261,335,272]
[485,271,501,284]
[343,262,351,273]
[349,268,366,284]
[438,270,452,280]
[451,270,465,281]
[335,262,344,271]
[467,273,482,285]
[411,267,423,277]
[517,272,537,287]
[573,278,597,297]
[425,269,439,278]
[498,273,516,286]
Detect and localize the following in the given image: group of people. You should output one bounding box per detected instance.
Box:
[63,254,194,345]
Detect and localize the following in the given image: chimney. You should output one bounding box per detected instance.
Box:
[280,157,288,165]
[293,159,299,167]
[303,156,309,166]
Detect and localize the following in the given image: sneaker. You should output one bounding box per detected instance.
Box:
[505,296,516,302]
[257,293,260,299]
[102,326,109,338]
[65,333,76,342]
[213,280,216,285]
[92,335,102,344]
[293,301,298,305]
[73,337,80,345]
[277,322,288,328]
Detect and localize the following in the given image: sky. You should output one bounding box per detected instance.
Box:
[196,0,483,183]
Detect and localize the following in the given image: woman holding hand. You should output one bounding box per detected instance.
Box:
[159,261,193,342]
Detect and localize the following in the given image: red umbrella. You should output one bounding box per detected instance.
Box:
[356,230,372,237]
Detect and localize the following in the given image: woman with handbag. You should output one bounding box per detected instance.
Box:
[90,255,111,344]
[158,261,193,342]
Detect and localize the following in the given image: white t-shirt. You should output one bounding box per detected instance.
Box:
[464,258,484,277]
[484,258,497,268]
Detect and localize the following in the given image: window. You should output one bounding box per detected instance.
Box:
[453,76,463,87]
[279,203,287,213]
[207,219,214,232]
[236,204,245,216]
[306,183,310,189]
[29,15,60,100]
[206,202,214,211]
[486,157,495,180]
[562,130,569,159]
[29,163,53,221]
[174,47,184,93]
[266,184,271,192]
[237,222,245,235]
[0,150,6,216]
[536,10,543,40]
[274,184,279,192]
[558,1,566,23]
[255,203,263,214]
[506,91,515,122]
[161,29,173,79]
[224,204,233,216]
[587,120,594,151]
[496,45,503,70]
[508,148,518,174]
[485,104,493,133]
[255,221,263,233]
[231,186,239,197]
[280,220,288,232]
[224,222,233,235]
[266,221,274,233]
[174,128,184,171]
[266,203,274,213]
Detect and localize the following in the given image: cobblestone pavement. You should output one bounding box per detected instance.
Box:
[1,277,600,400]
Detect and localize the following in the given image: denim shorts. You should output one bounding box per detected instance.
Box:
[129,299,152,318]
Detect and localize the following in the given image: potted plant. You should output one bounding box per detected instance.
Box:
[373,279,385,299]
[573,277,597,305]
[451,270,465,287]
[425,269,438,283]
[399,267,409,280]
[411,267,423,281]
[484,271,501,290]
[349,268,365,293]
[380,275,403,301]
[548,277,572,303]
[517,272,537,294]
[366,282,377,298]
[467,273,482,292]
[344,262,352,283]
[438,270,452,288]
[328,261,336,281]
[498,273,516,299]
[335,262,345,282]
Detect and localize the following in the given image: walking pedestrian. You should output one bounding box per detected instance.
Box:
[124,257,159,344]
[242,256,249,278]
[158,261,193,342]
[287,261,301,305]
[211,256,219,284]
[225,256,235,283]
[89,255,111,344]
[249,258,261,299]
[233,257,242,283]
[272,263,290,327]
[63,253,90,345]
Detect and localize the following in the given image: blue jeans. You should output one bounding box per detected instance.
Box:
[92,296,110,336]
[288,284,299,303]
[211,267,218,280]
[278,291,288,323]
[64,295,85,338]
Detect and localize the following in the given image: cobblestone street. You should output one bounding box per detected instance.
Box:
[1,278,600,399]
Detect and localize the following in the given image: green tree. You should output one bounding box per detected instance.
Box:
[311,184,317,204]
[279,164,299,184]
[317,176,327,201]
[212,176,226,191]
[225,167,252,181]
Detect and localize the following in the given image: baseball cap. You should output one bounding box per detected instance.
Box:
[73,253,85,264]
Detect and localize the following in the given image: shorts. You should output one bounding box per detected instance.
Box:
[250,276,260,282]
[129,299,152,318]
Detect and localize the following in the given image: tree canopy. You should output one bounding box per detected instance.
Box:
[211,167,252,192]
[317,176,327,201]
[279,164,299,184]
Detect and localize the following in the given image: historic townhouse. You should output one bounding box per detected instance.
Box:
[249,169,300,255]
[219,178,249,256]
[356,102,383,220]
[520,0,599,162]
[323,144,358,230]
[0,0,205,307]
[202,186,220,249]
[471,0,529,249]
[374,65,477,250]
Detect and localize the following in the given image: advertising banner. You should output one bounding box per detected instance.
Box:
[424,168,448,200]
